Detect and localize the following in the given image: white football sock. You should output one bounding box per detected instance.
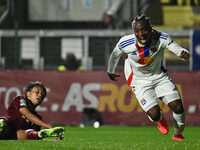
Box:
[173,112,185,136]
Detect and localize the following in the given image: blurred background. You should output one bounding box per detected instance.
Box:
[0,0,200,126]
[0,0,199,71]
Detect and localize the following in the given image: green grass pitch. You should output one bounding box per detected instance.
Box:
[0,126,199,150]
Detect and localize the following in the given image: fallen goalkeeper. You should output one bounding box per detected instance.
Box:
[0,81,64,140]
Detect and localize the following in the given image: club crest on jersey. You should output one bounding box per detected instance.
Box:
[140,98,146,105]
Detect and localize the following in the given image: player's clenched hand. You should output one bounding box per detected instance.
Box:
[107,72,120,81]
[179,50,190,60]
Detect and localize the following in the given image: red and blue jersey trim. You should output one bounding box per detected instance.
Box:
[135,43,150,58]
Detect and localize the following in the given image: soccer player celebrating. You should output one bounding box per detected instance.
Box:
[0,81,64,140]
[107,14,190,140]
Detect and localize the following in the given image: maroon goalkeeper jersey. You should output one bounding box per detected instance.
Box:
[5,96,41,131]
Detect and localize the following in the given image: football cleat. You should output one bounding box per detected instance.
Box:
[38,126,64,138]
[172,134,185,141]
[0,119,5,133]
[157,115,169,135]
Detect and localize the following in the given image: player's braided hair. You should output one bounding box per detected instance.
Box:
[132,14,152,30]
[132,14,161,40]
[24,81,47,98]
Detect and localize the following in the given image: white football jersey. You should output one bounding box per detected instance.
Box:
[107,31,189,84]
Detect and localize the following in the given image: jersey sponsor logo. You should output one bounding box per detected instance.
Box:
[137,57,154,65]
[140,98,146,105]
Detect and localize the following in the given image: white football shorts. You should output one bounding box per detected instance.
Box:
[124,59,181,112]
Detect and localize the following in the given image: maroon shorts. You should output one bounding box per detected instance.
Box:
[0,116,41,140]
[0,117,17,140]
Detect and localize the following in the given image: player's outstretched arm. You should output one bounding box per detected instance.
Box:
[19,107,52,129]
[107,72,120,81]
[107,45,124,80]
[179,50,190,60]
